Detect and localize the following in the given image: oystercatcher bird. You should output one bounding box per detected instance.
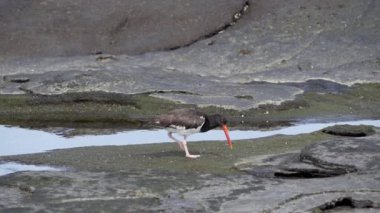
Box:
[154,108,232,158]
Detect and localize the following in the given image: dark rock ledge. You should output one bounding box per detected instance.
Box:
[236,126,380,177]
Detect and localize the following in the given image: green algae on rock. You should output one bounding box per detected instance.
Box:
[1,83,380,131]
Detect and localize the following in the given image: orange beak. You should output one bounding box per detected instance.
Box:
[222,124,233,149]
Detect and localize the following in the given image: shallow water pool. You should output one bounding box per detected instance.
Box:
[1,119,379,156]
[0,162,62,176]
[1,119,379,176]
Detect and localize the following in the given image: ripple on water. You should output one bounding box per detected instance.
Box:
[0,162,62,176]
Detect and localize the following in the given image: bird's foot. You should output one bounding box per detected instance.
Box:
[186,154,201,159]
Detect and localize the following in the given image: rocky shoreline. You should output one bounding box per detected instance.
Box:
[0,125,379,212]
[0,0,379,212]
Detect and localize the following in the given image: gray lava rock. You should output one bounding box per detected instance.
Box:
[1,68,302,110]
[235,152,349,178]
[300,138,380,172]
[0,0,247,58]
[1,169,379,212]
[218,172,380,213]
[228,135,380,212]
[321,124,376,137]
[235,133,380,178]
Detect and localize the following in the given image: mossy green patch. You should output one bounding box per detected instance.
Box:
[233,83,380,128]
[0,83,380,130]
[1,132,332,175]
[0,93,181,128]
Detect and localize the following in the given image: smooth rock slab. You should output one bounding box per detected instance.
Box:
[235,130,380,177]
[1,170,379,212]
[183,171,380,213]
[235,152,348,178]
[301,138,380,172]
[0,0,247,58]
[1,68,302,110]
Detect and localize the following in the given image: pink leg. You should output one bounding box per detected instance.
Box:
[168,132,185,150]
[182,136,200,159]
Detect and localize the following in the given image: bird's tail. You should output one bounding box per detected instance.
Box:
[138,115,161,128]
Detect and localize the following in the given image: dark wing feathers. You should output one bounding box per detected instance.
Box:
[155,108,206,129]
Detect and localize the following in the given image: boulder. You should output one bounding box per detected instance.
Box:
[300,138,380,172]
[321,124,375,137]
